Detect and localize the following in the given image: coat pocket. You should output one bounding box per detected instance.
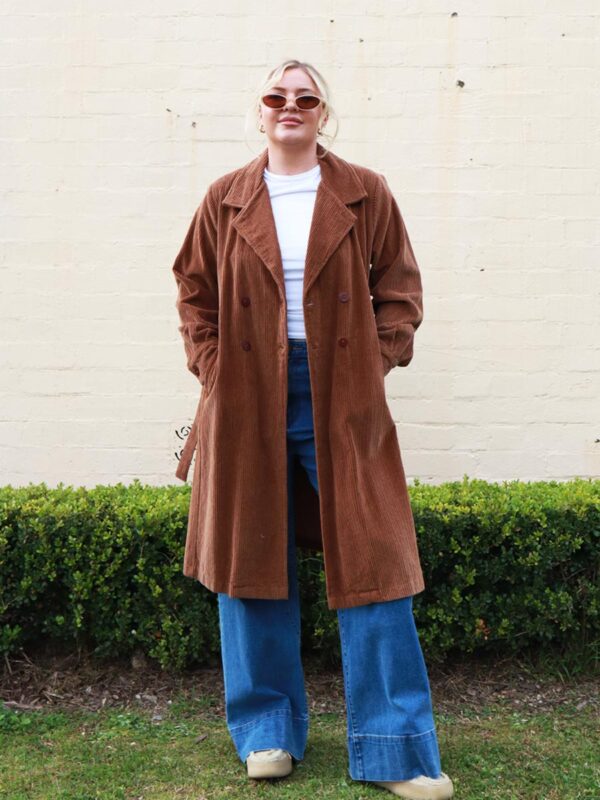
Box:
[202,347,220,396]
[378,338,395,377]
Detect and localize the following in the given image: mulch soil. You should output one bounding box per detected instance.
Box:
[2,640,598,721]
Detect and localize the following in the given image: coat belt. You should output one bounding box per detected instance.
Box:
[175,404,200,482]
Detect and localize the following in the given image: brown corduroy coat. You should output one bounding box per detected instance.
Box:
[172,142,426,609]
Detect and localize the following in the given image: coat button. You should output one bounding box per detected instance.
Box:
[241,340,251,351]
[241,296,251,307]
[338,337,348,347]
[338,291,350,302]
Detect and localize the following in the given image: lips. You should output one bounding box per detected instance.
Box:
[279,118,302,124]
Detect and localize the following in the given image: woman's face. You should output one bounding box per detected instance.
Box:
[258,67,328,148]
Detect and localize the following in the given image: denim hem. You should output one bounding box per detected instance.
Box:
[227,709,310,764]
[347,727,443,781]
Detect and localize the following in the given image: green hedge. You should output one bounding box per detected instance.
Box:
[0,478,598,670]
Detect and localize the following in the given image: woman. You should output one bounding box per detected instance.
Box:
[172,59,454,799]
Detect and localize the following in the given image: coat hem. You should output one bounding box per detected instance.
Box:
[326,578,426,610]
[183,569,291,600]
[184,567,425,608]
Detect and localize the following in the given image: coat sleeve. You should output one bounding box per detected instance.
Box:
[171,187,219,385]
[368,174,423,375]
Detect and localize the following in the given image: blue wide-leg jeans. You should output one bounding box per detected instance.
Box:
[217,338,443,782]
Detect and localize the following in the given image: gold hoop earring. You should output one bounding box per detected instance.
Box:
[259,124,265,133]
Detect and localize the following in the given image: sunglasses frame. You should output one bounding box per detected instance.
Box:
[261,92,323,111]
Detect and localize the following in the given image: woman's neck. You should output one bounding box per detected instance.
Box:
[265,143,319,175]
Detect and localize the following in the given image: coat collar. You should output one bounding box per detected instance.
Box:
[222,142,367,207]
[221,143,368,298]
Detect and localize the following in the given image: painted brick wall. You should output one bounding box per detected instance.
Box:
[1,2,598,485]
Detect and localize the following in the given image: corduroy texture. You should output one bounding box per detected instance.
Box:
[171,143,425,609]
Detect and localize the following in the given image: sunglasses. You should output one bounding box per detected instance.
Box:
[261,92,322,110]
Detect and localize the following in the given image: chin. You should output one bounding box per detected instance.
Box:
[274,131,311,144]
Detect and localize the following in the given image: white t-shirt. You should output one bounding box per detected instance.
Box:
[263,162,321,339]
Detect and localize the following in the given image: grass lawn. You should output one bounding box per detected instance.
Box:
[1,695,599,798]
[1,647,598,799]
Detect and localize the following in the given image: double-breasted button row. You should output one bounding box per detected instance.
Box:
[242,295,342,308]
[238,294,347,350]
[245,337,341,350]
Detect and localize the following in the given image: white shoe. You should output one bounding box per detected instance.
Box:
[246,748,293,778]
[372,771,454,799]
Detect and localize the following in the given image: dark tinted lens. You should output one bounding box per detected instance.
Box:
[262,94,286,108]
[296,95,321,109]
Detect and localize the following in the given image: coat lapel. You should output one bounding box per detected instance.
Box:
[222,143,368,298]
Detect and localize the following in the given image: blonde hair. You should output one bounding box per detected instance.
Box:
[244,59,339,156]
